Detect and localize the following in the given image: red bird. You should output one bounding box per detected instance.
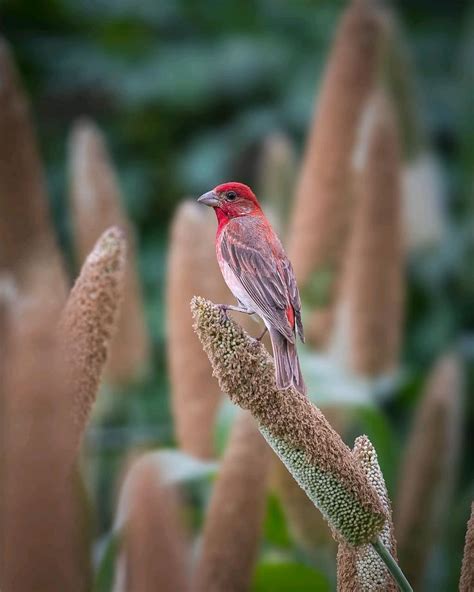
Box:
[198,181,306,395]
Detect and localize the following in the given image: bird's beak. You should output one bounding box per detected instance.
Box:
[197,190,220,207]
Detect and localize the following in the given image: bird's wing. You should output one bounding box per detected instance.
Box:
[281,258,305,343]
[220,217,295,342]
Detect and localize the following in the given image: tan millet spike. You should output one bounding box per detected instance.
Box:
[124,454,190,592]
[167,201,237,458]
[60,227,126,448]
[192,297,386,546]
[0,39,66,294]
[345,91,403,375]
[0,282,85,591]
[337,435,398,591]
[395,353,462,588]
[69,120,149,384]
[288,0,385,348]
[258,132,297,238]
[0,276,15,557]
[460,503,474,592]
[194,411,271,592]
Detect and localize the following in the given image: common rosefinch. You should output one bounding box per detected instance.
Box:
[197,182,306,395]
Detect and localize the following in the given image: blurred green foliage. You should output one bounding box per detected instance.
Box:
[92,532,120,592]
[263,493,293,550]
[252,561,330,591]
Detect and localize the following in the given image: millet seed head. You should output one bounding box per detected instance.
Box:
[191,297,386,546]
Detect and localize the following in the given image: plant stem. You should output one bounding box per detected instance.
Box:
[371,537,413,592]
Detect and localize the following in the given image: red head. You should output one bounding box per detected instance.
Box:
[197,182,261,222]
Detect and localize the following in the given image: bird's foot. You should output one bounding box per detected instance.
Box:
[255,326,268,342]
[217,304,230,320]
[217,304,252,320]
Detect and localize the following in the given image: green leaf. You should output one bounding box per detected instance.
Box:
[263,494,292,549]
[251,561,330,592]
[92,531,122,592]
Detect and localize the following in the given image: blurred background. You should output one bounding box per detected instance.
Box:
[1,0,473,590]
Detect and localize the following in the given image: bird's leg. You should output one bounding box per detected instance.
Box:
[217,303,253,319]
[255,326,268,341]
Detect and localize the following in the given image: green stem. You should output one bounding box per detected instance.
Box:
[371,537,413,592]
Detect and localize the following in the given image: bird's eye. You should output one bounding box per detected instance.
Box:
[226,191,237,201]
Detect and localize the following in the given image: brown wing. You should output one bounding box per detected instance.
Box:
[282,257,305,343]
[220,216,302,343]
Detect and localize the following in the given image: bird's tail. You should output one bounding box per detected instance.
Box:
[269,328,307,396]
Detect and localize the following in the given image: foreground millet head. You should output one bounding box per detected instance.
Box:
[197,182,306,396]
[337,435,398,591]
[191,297,387,546]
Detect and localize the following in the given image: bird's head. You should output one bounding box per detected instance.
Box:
[197,182,261,220]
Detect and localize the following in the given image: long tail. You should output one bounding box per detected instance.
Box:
[269,328,306,396]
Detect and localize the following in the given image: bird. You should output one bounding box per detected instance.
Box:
[197,181,306,395]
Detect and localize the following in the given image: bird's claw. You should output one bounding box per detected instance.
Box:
[217,304,229,320]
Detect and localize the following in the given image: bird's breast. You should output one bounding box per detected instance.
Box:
[216,234,255,312]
